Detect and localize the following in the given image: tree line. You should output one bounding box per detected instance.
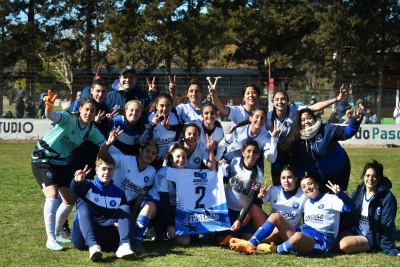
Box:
[1,0,400,98]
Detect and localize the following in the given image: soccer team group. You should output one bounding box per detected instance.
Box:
[30,66,399,261]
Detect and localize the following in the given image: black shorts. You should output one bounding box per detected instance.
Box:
[31,161,75,189]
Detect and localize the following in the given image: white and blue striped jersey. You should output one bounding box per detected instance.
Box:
[175,103,202,123]
[143,110,181,160]
[261,186,307,226]
[303,193,345,237]
[227,105,250,127]
[147,167,176,206]
[216,124,278,163]
[111,154,156,203]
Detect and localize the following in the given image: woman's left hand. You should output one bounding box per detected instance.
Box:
[326,180,341,194]
[270,121,281,138]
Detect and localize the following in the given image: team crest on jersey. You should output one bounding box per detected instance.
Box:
[273,199,277,203]
[377,207,381,216]
[94,197,99,202]
[316,134,323,142]
[144,176,150,183]
[292,202,300,209]
[127,169,130,173]
[194,157,201,164]
[318,204,325,209]
[46,171,54,179]
[193,172,208,183]
[109,200,117,207]
[71,130,75,134]
[251,182,261,190]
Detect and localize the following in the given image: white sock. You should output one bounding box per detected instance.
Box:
[55,203,74,234]
[44,198,58,242]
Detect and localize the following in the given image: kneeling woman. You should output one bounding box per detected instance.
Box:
[230,176,355,256]
[337,160,400,256]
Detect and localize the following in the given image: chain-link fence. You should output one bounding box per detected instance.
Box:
[1,71,398,121]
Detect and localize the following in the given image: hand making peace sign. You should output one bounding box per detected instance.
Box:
[146,77,157,94]
[74,165,92,183]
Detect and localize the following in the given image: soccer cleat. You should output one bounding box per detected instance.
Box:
[257,243,277,253]
[55,235,71,243]
[229,239,257,254]
[89,245,103,261]
[115,242,136,260]
[46,240,64,251]
[144,226,155,241]
[131,240,146,254]
[218,234,234,246]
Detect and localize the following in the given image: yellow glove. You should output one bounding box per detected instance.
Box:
[43,90,58,112]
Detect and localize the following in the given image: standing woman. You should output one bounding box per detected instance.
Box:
[266,87,346,185]
[229,176,356,256]
[280,108,362,193]
[175,79,204,122]
[31,91,107,251]
[217,140,264,243]
[337,160,400,256]
[140,93,181,169]
[209,82,261,127]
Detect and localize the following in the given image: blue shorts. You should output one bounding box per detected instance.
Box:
[296,225,334,255]
[348,226,371,245]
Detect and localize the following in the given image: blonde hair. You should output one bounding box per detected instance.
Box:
[124,100,143,113]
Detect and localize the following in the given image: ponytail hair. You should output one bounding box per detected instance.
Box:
[228,106,267,134]
[178,79,203,104]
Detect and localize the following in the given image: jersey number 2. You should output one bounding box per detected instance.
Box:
[195,186,206,209]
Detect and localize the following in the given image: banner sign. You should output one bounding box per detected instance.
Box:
[0,119,53,140]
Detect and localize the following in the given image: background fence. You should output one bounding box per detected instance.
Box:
[1,70,399,121]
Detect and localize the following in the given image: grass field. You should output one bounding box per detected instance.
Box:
[0,142,399,267]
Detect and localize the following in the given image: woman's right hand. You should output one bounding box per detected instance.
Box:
[106,126,123,145]
[74,165,91,183]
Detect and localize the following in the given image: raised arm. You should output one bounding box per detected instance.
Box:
[97,127,123,158]
[208,78,230,116]
[309,85,346,112]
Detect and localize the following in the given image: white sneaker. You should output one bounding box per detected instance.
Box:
[89,245,103,261]
[115,243,136,260]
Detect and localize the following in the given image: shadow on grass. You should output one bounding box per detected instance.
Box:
[396,229,400,242]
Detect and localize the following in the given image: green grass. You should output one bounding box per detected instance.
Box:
[0,142,399,266]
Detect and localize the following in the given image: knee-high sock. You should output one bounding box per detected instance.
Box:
[277,239,297,254]
[133,215,150,241]
[249,221,275,246]
[55,203,74,234]
[44,198,59,242]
